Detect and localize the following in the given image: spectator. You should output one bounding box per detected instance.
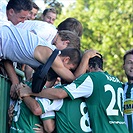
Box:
[1,0,33,26]
[16,20,80,50]
[41,7,57,25]
[123,49,133,133]
[16,20,81,81]
[27,2,39,20]
[0,0,33,76]
[0,24,87,99]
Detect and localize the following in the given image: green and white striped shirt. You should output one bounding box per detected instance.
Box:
[124,82,133,133]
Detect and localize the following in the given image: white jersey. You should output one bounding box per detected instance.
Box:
[35,97,62,120]
[0,1,13,28]
[36,97,63,112]
[0,25,56,68]
[0,1,7,21]
[16,20,57,44]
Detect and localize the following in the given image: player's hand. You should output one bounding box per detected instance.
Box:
[83,49,100,59]
[10,84,18,100]
[33,124,45,133]
[16,83,32,98]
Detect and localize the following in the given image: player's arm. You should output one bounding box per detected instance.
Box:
[51,55,75,82]
[42,119,55,133]
[17,83,68,100]
[34,46,75,82]
[3,59,19,99]
[33,112,55,133]
[74,49,99,77]
[23,96,43,116]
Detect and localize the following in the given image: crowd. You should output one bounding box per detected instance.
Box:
[0,0,132,133]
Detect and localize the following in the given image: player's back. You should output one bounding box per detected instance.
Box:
[85,71,129,133]
[56,97,92,133]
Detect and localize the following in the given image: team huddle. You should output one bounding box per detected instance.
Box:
[0,0,132,133]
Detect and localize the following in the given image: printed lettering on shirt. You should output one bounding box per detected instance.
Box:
[124,99,133,115]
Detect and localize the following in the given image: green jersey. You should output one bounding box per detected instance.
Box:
[38,85,92,133]
[123,82,133,133]
[62,71,129,133]
[55,98,92,133]
[10,99,42,133]
[10,82,54,133]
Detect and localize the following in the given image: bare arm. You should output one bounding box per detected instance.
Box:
[23,96,42,116]
[33,119,55,133]
[42,119,55,133]
[34,46,75,82]
[3,59,19,84]
[51,56,75,82]
[74,49,100,77]
[3,59,19,98]
[17,83,68,100]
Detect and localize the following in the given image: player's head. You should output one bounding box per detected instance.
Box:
[123,49,133,80]
[53,30,80,50]
[41,7,57,24]
[57,17,83,37]
[6,0,33,25]
[59,48,81,72]
[88,53,103,72]
[27,2,39,20]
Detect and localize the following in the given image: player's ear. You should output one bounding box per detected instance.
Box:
[8,9,15,16]
[63,56,70,64]
[63,40,70,47]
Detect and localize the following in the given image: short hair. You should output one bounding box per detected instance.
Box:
[57,17,83,37]
[60,48,81,67]
[42,7,57,16]
[58,30,80,50]
[89,54,103,70]
[123,49,133,63]
[47,48,81,81]
[6,0,33,13]
[33,2,39,10]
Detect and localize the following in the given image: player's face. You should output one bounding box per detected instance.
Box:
[123,54,133,80]
[53,35,68,50]
[27,8,38,20]
[8,9,29,25]
[42,12,56,24]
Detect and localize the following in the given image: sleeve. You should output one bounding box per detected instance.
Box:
[35,97,63,113]
[62,74,93,100]
[40,111,55,121]
[33,21,57,44]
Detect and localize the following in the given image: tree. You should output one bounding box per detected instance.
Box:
[55,0,133,82]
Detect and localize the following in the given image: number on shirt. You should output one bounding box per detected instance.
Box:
[105,84,123,116]
[80,102,92,132]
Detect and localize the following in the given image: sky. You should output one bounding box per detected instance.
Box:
[34,0,75,11]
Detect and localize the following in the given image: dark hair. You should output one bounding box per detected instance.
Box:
[57,17,83,37]
[33,2,39,10]
[42,7,56,16]
[89,54,103,70]
[6,0,33,13]
[60,48,82,67]
[47,48,81,82]
[58,30,80,50]
[123,49,133,64]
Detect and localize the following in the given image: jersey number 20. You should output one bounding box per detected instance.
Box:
[105,84,123,116]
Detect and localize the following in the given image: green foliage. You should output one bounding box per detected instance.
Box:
[55,0,133,82]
